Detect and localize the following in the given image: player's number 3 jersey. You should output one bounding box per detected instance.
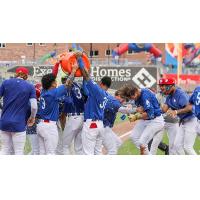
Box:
[37,85,67,121]
[84,80,108,121]
[63,82,85,114]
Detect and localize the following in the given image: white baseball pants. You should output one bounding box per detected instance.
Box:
[81,119,104,155]
[165,122,179,155]
[149,129,164,155]
[63,115,84,155]
[150,122,179,155]
[56,120,64,155]
[174,117,197,155]
[196,120,200,136]
[102,126,122,155]
[130,116,165,155]
[0,131,26,155]
[27,134,39,155]
[37,121,58,155]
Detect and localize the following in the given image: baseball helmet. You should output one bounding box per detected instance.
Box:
[158,78,175,85]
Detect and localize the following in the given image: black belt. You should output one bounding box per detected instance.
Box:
[67,113,83,117]
[84,119,100,122]
[179,116,195,126]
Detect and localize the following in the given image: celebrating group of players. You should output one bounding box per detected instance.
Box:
[0,50,200,155]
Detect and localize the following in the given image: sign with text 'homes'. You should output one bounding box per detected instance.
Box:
[90,66,158,90]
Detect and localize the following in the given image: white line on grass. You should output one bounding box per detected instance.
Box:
[119,131,131,139]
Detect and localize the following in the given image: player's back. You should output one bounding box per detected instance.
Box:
[103,94,121,128]
[84,79,108,121]
[63,82,85,114]
[0,78,35,132]
[138,89,161,109]
[38,85,67,121]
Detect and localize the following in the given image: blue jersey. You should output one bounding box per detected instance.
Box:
[189,86,200,119]
[135,88,161,119]
[103,94,121,127]
[58,93,67,116]
[84,79,108,121]
[63,82,85,114]
[37,85,67,121]
[165,87,194,120]
[0,78,36,132]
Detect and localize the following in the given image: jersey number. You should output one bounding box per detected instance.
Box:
[100,97,108,109]
[40,97,46,109]
[74,87,82,99]
[196,92,200,105]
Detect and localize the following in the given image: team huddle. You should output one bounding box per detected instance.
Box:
[0,50,200,155]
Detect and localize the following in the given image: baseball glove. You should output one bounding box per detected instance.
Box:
[128,113,142,122]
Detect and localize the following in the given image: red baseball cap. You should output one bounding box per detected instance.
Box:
[16,67,29,75]
[158,78,175,85]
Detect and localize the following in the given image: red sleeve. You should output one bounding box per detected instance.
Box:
[52,62,60,76]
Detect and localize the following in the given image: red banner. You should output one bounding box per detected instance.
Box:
[163,74,200,85]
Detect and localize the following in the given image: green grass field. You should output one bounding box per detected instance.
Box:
[114,113,200,155]
[117,133,200,155]
[114,113,128,124]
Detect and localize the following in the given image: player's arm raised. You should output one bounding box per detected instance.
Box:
[75,51,90,81]
[64,63,79,88]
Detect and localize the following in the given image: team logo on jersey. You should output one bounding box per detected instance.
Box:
[100,97,108,109]
[132,68,156,88]
[146,99,150,107]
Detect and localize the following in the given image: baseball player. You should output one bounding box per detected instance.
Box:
[55,77,68,155]
[62,78,86,155]
[0,67,37,155]
[52,63,85,155]
[52,64,68,155]
[159,78,197,155]
[75,52,111,155]
[118,84,165,155]
[149,87,179,155]
[37,64,78,155]
[101,91,138,155]
[26,83,41,155]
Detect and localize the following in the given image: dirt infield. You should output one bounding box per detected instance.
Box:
[112,121,135,141]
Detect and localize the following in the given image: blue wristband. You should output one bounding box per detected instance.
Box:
[77,57,84,69]
[120,114,126,120]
